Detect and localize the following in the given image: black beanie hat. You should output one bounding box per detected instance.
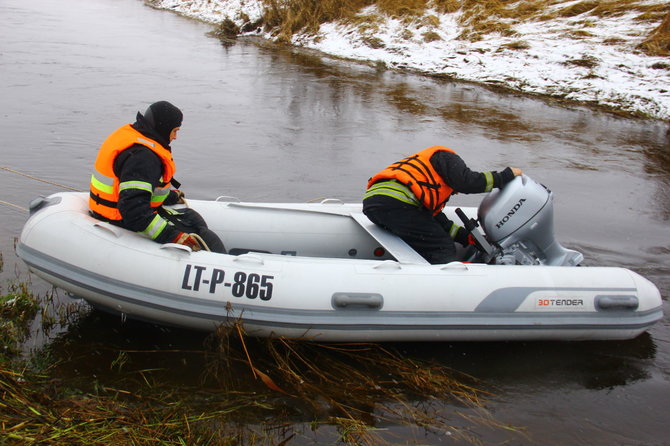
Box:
[143,101,183,142]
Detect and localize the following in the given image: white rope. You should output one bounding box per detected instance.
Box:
[190,233,211,252]
[1,165,82,192]
[0,199,27,212]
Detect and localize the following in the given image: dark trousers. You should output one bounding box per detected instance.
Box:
[362,195,457,264]
[160,207,226,254]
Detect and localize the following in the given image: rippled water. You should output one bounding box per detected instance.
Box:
[1,0,669,444]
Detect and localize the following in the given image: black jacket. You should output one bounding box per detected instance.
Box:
[429,150,515,194]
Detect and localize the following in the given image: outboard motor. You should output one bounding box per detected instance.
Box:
[475,176,583,266]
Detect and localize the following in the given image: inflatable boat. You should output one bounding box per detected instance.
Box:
[16,176,663,342]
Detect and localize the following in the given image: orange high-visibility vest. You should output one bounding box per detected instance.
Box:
[89,124,175,220]
[367,146,455,215]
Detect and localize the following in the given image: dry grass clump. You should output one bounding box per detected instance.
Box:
[459,0,549,23]
[638,10,670,56]
[362,35,386,48]
[437,0,551,41]
[568,29,595,38]
[432,0,461,14]
[592,0,666,19]
[261,0,374,42]
[563,54,600,69]
[500,40,531,50]
[460,19,517,40]
[508,0,549,19]
[211,17,241,40]
[377,0,428,18]
[556,0,598,18]
[553,0,667,21]
[635,6,669,23]
[421,14,441,27]
[423,30,443,42]
[603,36,627,45]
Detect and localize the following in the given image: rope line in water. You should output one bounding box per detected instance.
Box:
[0,199,28,212]
[1,165,83,192]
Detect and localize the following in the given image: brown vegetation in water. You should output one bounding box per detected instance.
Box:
[1,312,524,445]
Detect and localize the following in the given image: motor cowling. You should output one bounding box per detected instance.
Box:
[477,176,583,266]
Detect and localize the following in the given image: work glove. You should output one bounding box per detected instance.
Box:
[173,232,203,251]
[454,226,476,246]
[174,189,186,204]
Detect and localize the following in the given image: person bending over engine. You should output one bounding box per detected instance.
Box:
[363,146,522,264]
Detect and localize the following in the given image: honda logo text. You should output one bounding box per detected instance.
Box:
[496,198,526,229]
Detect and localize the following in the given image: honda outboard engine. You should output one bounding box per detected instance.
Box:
[476,176,583,266]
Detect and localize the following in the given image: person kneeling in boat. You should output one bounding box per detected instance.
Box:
[89,101,225,253]
[363,146,522,264]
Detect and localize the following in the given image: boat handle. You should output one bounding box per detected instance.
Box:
[233,254,265,265]
[160,243,194,253]
[332,293,383,310]
[595,295,638,311]
[215,195,241,202]
[29,195,61,214]
[93,222,122,238]
[373,260,401,270]
[440,262,469,271]
[319,198,344,205]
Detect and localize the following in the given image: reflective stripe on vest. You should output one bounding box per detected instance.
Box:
[89,124,176,221]
[363,179,421,206]
[366,146,455,215]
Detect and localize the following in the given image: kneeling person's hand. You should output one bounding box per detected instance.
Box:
[173,232,203,251]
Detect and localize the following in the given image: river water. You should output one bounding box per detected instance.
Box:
[1,0,669,444]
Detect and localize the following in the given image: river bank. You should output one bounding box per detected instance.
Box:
[148,0,670,121]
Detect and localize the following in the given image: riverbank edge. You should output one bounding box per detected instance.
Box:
[245,34,670,124]
[145,2,670,125]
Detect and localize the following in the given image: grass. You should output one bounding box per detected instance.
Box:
[639,10,670,56]
[0,324,518,445]
[563,54,600,69]
[500,40,531,50]
[240,0,668,50]
[260,0,375,42]
[1,255,85,358]
[0,365,257,445]
[1,281,40,358]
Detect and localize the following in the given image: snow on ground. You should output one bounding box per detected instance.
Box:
[150,0,670,120]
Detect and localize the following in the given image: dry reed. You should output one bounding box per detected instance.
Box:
[247,0,668,50]
[260,0,374,42]
[639,10,670,56]
[0,319,523,445]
